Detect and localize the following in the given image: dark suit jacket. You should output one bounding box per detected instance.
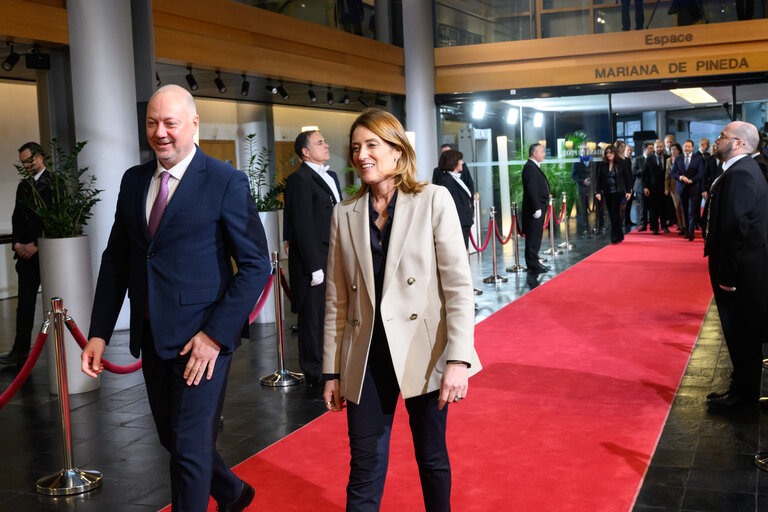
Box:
[703,155,768,301]
[435,171,474,227]
[89,147,271,359]
[702,156,723,193]
[521,159,550,234]
[596,160,632,196]
[571,159,590,189]
[670,153,704,195]
[432,162,474,192]
[283,162,342,313]
[12,169,52,257]
[641,154,665,191]
[631,156,647,194]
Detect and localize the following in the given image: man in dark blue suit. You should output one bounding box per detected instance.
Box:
[81,85,270,512]
[670,139,704,241]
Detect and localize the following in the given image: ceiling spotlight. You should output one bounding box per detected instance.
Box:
[155,71,161,88]
[375,95,387,107]
[506,108,518,125]
[327,87,334,105]
[308,86,317,103]
[3,44,20,72]
[185,67,198,91]
[359,95,370,108]
[533,112,544,127]
[343,90,350,105]
[276,81,288,100]
[214,71,226,93]
[471,101,486,120]
[240,74,249,96]
[265,80,278,94]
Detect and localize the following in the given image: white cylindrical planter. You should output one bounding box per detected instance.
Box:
[39,236,99,395]
[254,210,282,324]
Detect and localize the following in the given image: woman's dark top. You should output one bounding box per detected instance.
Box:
[597,159,632,196]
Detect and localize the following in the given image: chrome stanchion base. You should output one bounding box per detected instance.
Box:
[506,264,526,273]
[260,369,304,387]
[473,288,483,295]
[36,468,102,496]
[755,453,768,471]
[558,242,575,250]
[542,248,563,255]
[482,274,508,283]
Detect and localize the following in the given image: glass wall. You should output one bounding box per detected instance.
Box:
[435,0,766,46]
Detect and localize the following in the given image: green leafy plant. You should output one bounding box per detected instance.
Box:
[243,133,284,211]
[16,139,102,238]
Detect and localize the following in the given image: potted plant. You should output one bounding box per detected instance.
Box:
[16,139,102,394]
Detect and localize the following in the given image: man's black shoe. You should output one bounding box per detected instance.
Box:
[707,390,728,399]
[677,230,686,236]
[652,230,660,235]
[637,226,647,232]
[688,233,695,241]
[305,375,323,388]
[0,351,27,366]
[662,227,670,233]
[532,265,551,273]
[218,480,255,512]
[707,391,757,413]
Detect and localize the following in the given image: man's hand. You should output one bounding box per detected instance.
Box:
[13,242,38,260]
[323,379,345,412]
[81,337,106,378]
[533,209,542,219]
[179,331,221,386]
[583,178,591,186]
[625,192,631,201]
[664,190,669,196]
[681,176,692,184]
[283,240,289,255]
[310,269,324,287]
[702,191,708,200]
[438,363,469,410]
[595,193,601,202]
[644,188,650,197]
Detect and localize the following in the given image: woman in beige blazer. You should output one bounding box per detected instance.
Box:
[322,109,480,511]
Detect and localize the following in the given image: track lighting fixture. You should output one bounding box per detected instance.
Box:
[185,67,198,91]
[375,95,387,107]
[214,71,226,94]
[276,81,288,100]
[2,44,20,72]
[326,87,334,105]
[358,95,370,108]
[308,85,317,103]
[342,90,350,105]
[240,74,250,96]
[266,81,278,94]
[155,71,161,88]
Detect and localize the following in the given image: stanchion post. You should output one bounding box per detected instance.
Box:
[506,202,525,273]
[472,193,483,295]
[558,191,575,250]
[482,207,507,283]
[543,195,562,256]
[261,251,304,387]
[36,297,102,496]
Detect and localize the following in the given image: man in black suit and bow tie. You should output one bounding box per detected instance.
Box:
[1,143,52,367]
[284,130,342,387]
[521,143,550,273]
[704,121,768,412]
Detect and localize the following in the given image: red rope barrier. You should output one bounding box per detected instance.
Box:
[0,330,48,409]
[494,219,514,245]
[469,218,493,252]
[279,267,291,302]
[542,205,552,230]
[554,200,567,225]
[514,213,526,238]
[249,273,274,324]
[66,318,142,374]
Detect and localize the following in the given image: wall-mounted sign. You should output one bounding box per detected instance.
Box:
[595,58,750,80]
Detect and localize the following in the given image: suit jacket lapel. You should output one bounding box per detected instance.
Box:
[150,149,207,244]
[303,164,339,205]
[348,193,375,307]
[138,164,154,243]
[382,191,419,299]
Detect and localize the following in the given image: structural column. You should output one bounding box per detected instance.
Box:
[402,0,438,181]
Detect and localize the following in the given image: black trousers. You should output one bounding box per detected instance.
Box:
[647,189,665,232]
[638,194,650,228]
[606,193,625,243]
[298,281,326,381]
[523,216,544,271]
[680,187,699,235]
[576,186,591,233]
[13,254,40,355]
[346,340,450,512]
[141,325,241,512]
[621,0,644,29]
[712,286,764,398]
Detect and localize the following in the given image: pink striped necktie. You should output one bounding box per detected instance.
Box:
[148,171,170,239]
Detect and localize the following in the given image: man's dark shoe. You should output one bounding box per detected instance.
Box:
[707,390,728,399]
[218,480,255,512]
[707,391,757,413]
[637,226,647,232]
[677,230,686,236]
[0,350,27,366]
[688,233,695,241]
[662,227,670,233]
[533,265,551,273]
[652,230,659,235]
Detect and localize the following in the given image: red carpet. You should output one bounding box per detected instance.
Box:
[162,230,714,512]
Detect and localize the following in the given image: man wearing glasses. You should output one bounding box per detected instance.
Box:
[704,121,768,413]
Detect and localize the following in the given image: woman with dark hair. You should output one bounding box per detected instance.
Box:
[665,142,686,234]
[322,109,481,511]
[436,149,474,248]
[595,144,633,244]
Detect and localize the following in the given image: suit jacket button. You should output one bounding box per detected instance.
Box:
[353,319,360,326]
[351,284,357,291]
[407,277,415,285]
[410,313,418,320]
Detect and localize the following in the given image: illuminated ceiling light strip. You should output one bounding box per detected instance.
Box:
[669,87,717,104]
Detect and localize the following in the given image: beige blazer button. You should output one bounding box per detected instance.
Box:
[410,314,418,320]
[351,284,357,291]
[407,277,415,285]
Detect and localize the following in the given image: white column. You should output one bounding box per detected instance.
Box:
[496,136,512,234]
[402,0,438,181]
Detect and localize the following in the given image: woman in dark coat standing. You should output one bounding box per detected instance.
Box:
[436,149,475,248]
[595,144,633,244]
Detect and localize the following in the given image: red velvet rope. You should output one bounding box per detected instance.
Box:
[66,319,143,374]
[494,218,514,245]
[554,199,567,225]
[0,330,48,409]
[279,267,291,302]
[514,212,526,238]
[542,205,552,230]
[469,218,493,252]
[249,273,274,324]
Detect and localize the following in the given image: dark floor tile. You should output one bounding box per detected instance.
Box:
[686,468,757,493]
[635,484,685,509]
[642,466,689,489]
[681,489,755,512]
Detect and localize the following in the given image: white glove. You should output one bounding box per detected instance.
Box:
[533,209,542,219]
[310,269,324,287]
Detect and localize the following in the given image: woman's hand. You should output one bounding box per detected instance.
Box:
[438,363,469,410]
[324,379,345,412]
[595,193,602,202]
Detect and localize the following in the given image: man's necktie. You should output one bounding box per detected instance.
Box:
[656,155,660,167]
[148,171,170,239]
[685,155,690,169]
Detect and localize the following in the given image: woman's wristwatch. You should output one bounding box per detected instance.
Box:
[446,360,470,368]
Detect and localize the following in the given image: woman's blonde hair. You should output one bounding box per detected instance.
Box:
[347,109,425,202]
